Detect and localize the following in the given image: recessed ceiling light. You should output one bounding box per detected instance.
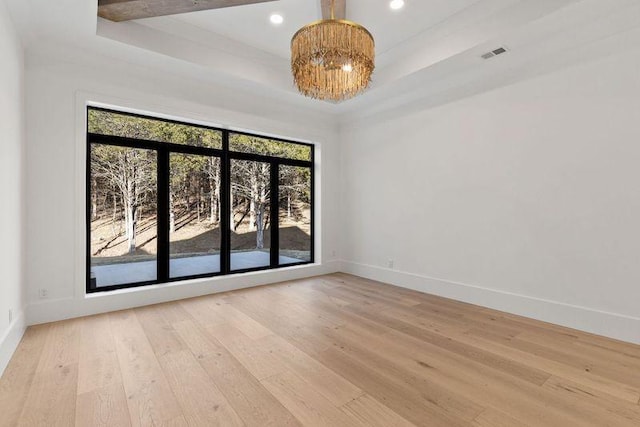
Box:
[389,0,404,10]
[270,13,284,25]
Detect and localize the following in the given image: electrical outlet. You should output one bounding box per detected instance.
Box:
[8,309,12,323]
[39,288,48,298]
[387,259,394,269]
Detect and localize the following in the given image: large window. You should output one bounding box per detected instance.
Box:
[87,107,314,292]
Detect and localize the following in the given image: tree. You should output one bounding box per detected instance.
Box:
[231,159,270,249]
[279,165,311,223]
[89,109,222,255]
[91,145,156,254]
[88,109,311,257]
[206,157,221,223]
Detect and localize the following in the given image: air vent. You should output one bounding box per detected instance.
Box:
[481,46,509,60]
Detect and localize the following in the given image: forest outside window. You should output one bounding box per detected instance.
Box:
[87,107,314,292]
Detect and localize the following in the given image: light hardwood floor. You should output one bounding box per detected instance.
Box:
[1,273,640,426]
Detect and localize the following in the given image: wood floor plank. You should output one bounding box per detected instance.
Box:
[205,299,274,340]
[75,382,132,427]
[135,305,187,358]
[197,351,302,426]
[152,301,192,324]
[173,318,301,426]
[109,310,184,426]
[0,325,50,426]
[516,331,640,388]
[16,319,81,426]
[472,408,530,427]
[379,308,640,407]
[343,303,553,386]
[207,323,288,381]
[311,283,410,311]
[274,281,351,308]
[3,273,640,427]
[171,320,222,360]
[572,339,640,371]
[179,296,228,328]
[463,327,640,403]
[257,333,363,406]
[314,346,474,427]
[34,318,81,374]
[17,362,78,426]
[542,376,640,424]
[240,286,344,329]
[340,394,416,427]
[158,349,244,426]
[77,314,122,394]
[321,324,486,421]
[336,322,634,426]
[266,283,388,335]
[324,318,588,426]
[315,280,420,308]
[224,294,336,354]
[164,415,189,426]
[261,370,358,427]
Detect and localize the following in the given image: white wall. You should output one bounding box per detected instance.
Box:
[24,42,342,325]
[340,49,640,344]
[0,0,26,374]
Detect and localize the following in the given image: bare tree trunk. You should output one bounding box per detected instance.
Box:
[256,185,268,250]
[125,202,136,254]
[111,193,118,238]
[230,186,235,231]
[249,198,256,231]
[209,180,218,224]
[256,205,264,249]
[207,157,221,224]
[215,165,221,222]
[126,177,138,254]
[185,179,190,210]
[112,193,117,222]
[287,195,291,219]
[249,176,258,231]
[169,192,175,233]
[91,178,98,220]
[197,185,202,222]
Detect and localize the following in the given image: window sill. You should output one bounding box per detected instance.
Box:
[84,262,321,299]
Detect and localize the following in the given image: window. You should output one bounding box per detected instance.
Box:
[230,159,272,271]
[87,107,314,292]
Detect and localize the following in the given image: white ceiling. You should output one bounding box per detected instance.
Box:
[6,0,640,124]
[163,0,482,59]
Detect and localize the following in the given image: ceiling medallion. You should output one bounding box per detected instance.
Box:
[291,0,375,102]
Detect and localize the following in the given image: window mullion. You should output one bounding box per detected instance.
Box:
[157,148,170,282]
[220,131,231,274]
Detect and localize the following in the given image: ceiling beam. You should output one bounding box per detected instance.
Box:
[321,0,346,20]
[98,0,279,22]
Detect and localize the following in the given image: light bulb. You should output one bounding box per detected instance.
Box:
[342,64,353,72]
[270,14,284,25]
[390,0,405,10]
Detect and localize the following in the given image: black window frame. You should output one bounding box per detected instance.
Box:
[86,106,315,293]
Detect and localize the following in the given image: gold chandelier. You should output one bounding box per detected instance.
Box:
[291,1,375,101]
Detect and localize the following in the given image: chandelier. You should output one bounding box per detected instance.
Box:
[291,0,375,101]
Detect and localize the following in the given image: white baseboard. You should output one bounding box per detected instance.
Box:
[27,261,341,326]
[0,310,26,377]
[341,261,640,345]
[20,258,640,352]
